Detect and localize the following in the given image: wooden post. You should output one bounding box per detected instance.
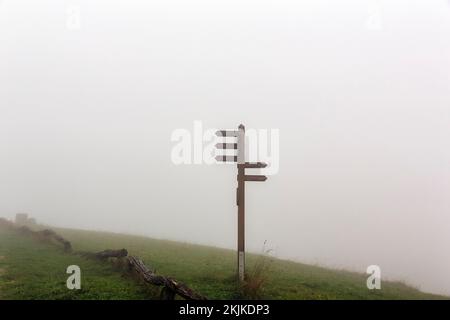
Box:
[215,124,268,284]
[237,124,245,282]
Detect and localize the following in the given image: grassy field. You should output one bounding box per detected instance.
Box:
[0,227,155,300]
[0,224,447,300]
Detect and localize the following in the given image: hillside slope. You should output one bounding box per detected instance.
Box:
[0,227,155,300]
[0,224,447,300]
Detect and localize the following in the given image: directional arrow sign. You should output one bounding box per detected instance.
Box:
[243,162,267,169]
[243,175,267,182]
[216,155,238,162]
[215,143,238,149]
[216,130,238,137]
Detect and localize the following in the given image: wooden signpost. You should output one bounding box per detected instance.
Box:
[215,124,268,282]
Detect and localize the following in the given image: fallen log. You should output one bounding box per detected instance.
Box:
[127,256,207,300]
[94,249,128,260]
[37,229,72,252]
[160,287,176,300]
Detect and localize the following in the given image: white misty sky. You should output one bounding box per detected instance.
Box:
[0,0,449,295]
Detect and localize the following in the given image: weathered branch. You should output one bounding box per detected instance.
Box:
[37,229,72,252]
[127,256,207,300]
[94,249,128,260]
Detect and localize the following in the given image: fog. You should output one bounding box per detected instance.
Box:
[1,0,449,295]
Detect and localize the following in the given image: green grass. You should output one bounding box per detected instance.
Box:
[0,227,155,300]
[0,225,447,300]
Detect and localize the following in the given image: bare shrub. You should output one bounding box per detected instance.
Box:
[239,241,273,299]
